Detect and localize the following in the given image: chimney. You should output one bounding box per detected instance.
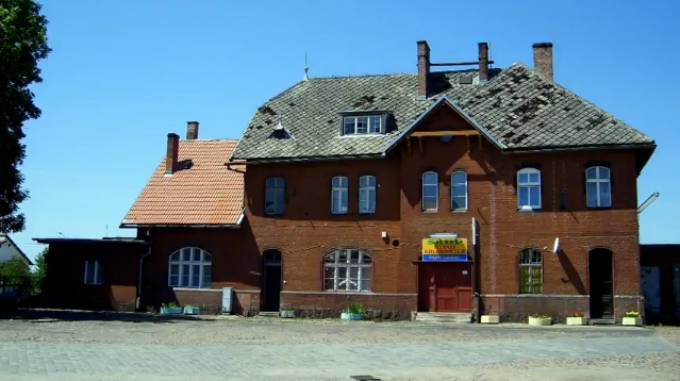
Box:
[478,42,489,82]
[417,40,430,99]
[186,121,199,140]
[165,133,179,175]
[533,42,553,81]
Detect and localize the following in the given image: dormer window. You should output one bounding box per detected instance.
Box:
[342,114,384,135]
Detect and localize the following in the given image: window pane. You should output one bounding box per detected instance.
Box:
[519,267,529,293]
[586,167,597,180]
[191,265,200,287]
[518,173,528,184]
[369,116,381,133]
[422,197,436,211]
[350,250,360,264]
[343,117,355,135]
[170,264,179,286]
[519,186,529,207]
[324,266,335,280]
[356,117,368,134]
[452,196,466,210]
[599,182,611,207]
[599,167,610,180]
[182,249,191,262]
[170,252,179,262]
[586,182,598,207]
[423,172,437,185]
[325,252,335,263]
[95,261,103,284]
[529,173,539,183]
[529,186,540,207]
[181,264,190,287]
[361,253,372,264]
[452,171,466,185]
[337,250,347,264]
[360,279,371,291]
[202,265,211,287]
[324,278,335,290]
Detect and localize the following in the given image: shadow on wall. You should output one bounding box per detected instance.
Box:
[557,249,586,294]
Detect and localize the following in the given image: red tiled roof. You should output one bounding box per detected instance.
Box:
[121,139,244,227]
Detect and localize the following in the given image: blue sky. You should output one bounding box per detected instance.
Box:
[13,0,680,259]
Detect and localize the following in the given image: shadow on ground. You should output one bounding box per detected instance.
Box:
[0,308,217,324]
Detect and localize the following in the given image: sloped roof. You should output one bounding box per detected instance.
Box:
[122,139,244,227]
[0,233,33,265]
[231,64,654,162]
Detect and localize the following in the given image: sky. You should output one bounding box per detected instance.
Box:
[11,0,680,260]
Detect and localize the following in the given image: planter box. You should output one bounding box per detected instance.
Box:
[160,306,183,315]
[528,316,552,326]
[622,316,642,326]
[280,310,295,318]
[183,306,200,315]
[566,316,587,326]
[481,315,500,324]
[341,312,363,321]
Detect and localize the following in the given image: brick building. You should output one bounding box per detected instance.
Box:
[40,41,655,322]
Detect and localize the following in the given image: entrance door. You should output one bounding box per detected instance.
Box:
[418,262,472,312]
[589,249,613,318]
[262,250,282,312]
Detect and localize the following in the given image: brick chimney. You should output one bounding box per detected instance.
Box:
[417,40,430,99]
[478,42,489,82]
[165,133,179,175]
[533,42,553,81]
[186,121,199,140]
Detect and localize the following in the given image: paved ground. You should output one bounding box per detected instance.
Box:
[0,310,679,381]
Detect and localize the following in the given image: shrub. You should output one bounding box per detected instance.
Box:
[346,303,364,314]
[624,310,640,318]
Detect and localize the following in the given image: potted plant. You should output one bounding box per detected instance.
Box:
[183,305,200,315]
[622,310,642,326]
[340,303,364,321]
[160,302,183,315]
[566,311,587,326]
[480,314,500,324]
[528,313,552,326]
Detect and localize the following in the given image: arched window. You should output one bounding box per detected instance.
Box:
[323,249,372,292]
[359,175,376,214]
[586,166,611,208]
[331,176,349,214]
[518,248,542,294]
[422,171,438,212]
[168,247,212,288]
[264,177,285,215]
[450,170,468,210]
[517,168,541,210]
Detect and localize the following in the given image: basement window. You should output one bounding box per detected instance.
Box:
[342,115,383,135]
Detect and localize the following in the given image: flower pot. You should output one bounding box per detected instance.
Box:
[160,306,183,315]
[280,309,295,318]
[566,316,587,326]
[528,316,552,326]
[183,306,200,315]
[341,312,363,321]
[622,316,642,326]
[481,315,500,324]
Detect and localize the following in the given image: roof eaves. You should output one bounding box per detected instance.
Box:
[1,234,33,266]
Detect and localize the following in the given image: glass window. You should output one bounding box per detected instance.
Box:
[518,249,542,294]
[264,176,285,215]
[331,176,349,214]
[343,117,355,135]
[369,116,381,133]
[323,249,372,292]
[168,247,212,288]
[451,170,468,210]
[342,115,384,135]
[422,171,438,212]
[83,259,103,285]
[586,166,611,208]
[517,168,541,210]
[359,175,376,214]
[356,117,368,134]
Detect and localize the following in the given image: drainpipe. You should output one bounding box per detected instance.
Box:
[136,246,152,311]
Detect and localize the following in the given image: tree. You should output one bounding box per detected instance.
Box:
[31,247,46,292]
[0,0,50,233]
[0,256,31,288]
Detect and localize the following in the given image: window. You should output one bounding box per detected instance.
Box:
[586,166,611,208]
[422,171,438,211]
[83,259,103,285]
[331,176,349,214]
[359,175,376,214]
[324,249,372,292]
[518,249,542,294]
[342,115,382,135]
[168,247,212,288]
[451,170,468,210]
[517,168,541,210]
[264,177,285,215]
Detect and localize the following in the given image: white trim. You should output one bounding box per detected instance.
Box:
[324,248,372,292]
[450,170,468,211]
[342,115,382,135]
[586,166,612,208]
[168,247,212,289]
[330,176,349,214]
[358,175,376,214]
[517,167,542,210]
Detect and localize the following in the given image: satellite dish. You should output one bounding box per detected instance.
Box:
[552,237,560,254]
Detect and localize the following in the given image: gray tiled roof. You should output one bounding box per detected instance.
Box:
[231,64,654,162]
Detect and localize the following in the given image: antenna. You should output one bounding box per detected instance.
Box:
[303,52,309,81]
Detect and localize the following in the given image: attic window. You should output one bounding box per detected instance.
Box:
[342,115,383,135]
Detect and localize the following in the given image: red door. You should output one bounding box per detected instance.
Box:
[418,262,472,312]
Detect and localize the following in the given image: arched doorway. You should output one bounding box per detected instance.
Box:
[261,249,282,312]
[589,248,613,319]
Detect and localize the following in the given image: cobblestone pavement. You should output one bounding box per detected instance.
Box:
[0,310,679,381]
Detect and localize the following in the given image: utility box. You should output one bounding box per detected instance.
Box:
[222,287,233,314]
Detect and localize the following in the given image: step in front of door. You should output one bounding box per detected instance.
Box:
[415,312,472,323]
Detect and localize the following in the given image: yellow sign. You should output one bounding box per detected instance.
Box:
[422,237,468,255]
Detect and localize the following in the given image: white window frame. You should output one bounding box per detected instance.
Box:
[358,175,376,214]
[586,166,612,208]
[450,170,468,211]
[168,247,212,289]
[323,249,372,292]
[422,171,439,212]
[518,248,543,294]
[517,168,542,210]
[264,176,285,215]
[83,259,103,285]
[342,115,382,135]
[331,176,349,215]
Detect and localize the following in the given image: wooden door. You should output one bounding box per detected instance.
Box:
[419,262,472,312]
[589,249,613,318]
[262,250,282,312]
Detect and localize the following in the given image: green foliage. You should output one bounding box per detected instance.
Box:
[31,248,46,292]
[0,256,31,288]
[0,0,50,233]
[346,303,364,314]
[530,313,551,319]
[624,310,640,318]
[161,302,180,308]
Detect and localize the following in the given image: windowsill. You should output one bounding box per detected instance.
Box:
[421,210,439,214]
[517,208,541,213]
[323,290,374,295]
[340,133,384,137]
[171,287,219,292]
[450,209,468,214]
